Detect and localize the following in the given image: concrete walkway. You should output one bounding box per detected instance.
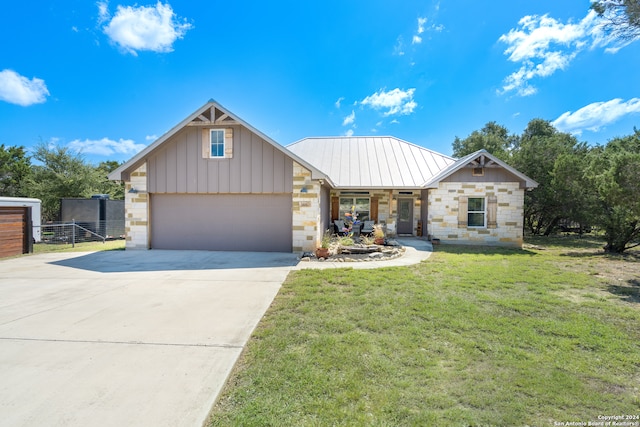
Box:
[0,239,432,427]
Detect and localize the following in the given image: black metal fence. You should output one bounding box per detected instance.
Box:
[37,220,125,246]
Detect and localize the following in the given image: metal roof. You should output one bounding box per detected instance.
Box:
[287,136,456,188]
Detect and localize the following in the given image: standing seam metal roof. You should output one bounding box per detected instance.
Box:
[287,137,456,188]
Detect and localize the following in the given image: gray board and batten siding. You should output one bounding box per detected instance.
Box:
[144,122,295,251]
[147,125,294,194]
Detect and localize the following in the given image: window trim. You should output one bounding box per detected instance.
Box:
[467,197,486,228]
[210,129,225,158]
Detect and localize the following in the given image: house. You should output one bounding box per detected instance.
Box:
[108,101,537,252]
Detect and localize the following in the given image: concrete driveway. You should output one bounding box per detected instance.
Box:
[0,250,299,427]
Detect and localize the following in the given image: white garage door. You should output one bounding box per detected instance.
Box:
[150,194,292,252]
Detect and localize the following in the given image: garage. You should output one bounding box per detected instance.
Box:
[0,206,32,258]
[150,194,292,252]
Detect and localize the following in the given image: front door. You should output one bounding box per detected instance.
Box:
[397,198,413,235]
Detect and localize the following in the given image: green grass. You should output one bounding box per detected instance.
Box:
[33,239,125,253]
[210,237,640,426]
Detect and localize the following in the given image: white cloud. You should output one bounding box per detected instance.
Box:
[401,14,443,51]
[100,1,192,55]
[361,88,417,116]
[0,69,49,106]
[412,17,430,45]
[145,134,158,141]
[498,10,636,96]
[412,17,427,45]
[552,98,640,134]
[417,17,427,34]
[345,129,354,137]
[335,97,344,108]
[393,36,405,56]
[342,110,356,126]
[68,137,146,156]
[97,1,109,24]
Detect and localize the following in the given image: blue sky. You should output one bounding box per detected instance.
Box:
[1,0,639,164]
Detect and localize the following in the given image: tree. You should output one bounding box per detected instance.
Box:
[511,119,583,235]
[591,0,640,40]
[585,130,640,253]
[452,122,518,161]
[550,147,594,233]
[95,160,124,200]
[26,143,106,221]
[0,144,32,197]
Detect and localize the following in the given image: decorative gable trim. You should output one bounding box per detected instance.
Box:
[189,105,240,126]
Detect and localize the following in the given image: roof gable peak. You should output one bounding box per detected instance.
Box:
[188,103,240,127]
[423,149,538,189]
[460,150,500,168]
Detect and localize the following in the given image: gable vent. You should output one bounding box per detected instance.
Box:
[472,167,484,176]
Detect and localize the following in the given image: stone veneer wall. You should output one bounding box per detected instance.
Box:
[124,163,149,249]
[292,162,321,252]
[428,182,524,247]
[373,191,392,225]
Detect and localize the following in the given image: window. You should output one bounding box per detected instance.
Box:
[339,197,370,222]
[210,129,225,158]
[467,197,485,227]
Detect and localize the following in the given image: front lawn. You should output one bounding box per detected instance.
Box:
[210,236,640,426]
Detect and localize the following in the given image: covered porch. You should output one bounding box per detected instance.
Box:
[328,189,429,238]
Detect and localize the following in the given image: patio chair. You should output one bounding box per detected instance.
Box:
[361,220,375,235]
[334,220,347,236]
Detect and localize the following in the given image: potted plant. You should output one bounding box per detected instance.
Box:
[373,224,385,245]
[315,229,332,258]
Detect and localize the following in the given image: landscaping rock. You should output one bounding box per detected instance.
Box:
[340,246,381,254]
[303,243,406,264]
